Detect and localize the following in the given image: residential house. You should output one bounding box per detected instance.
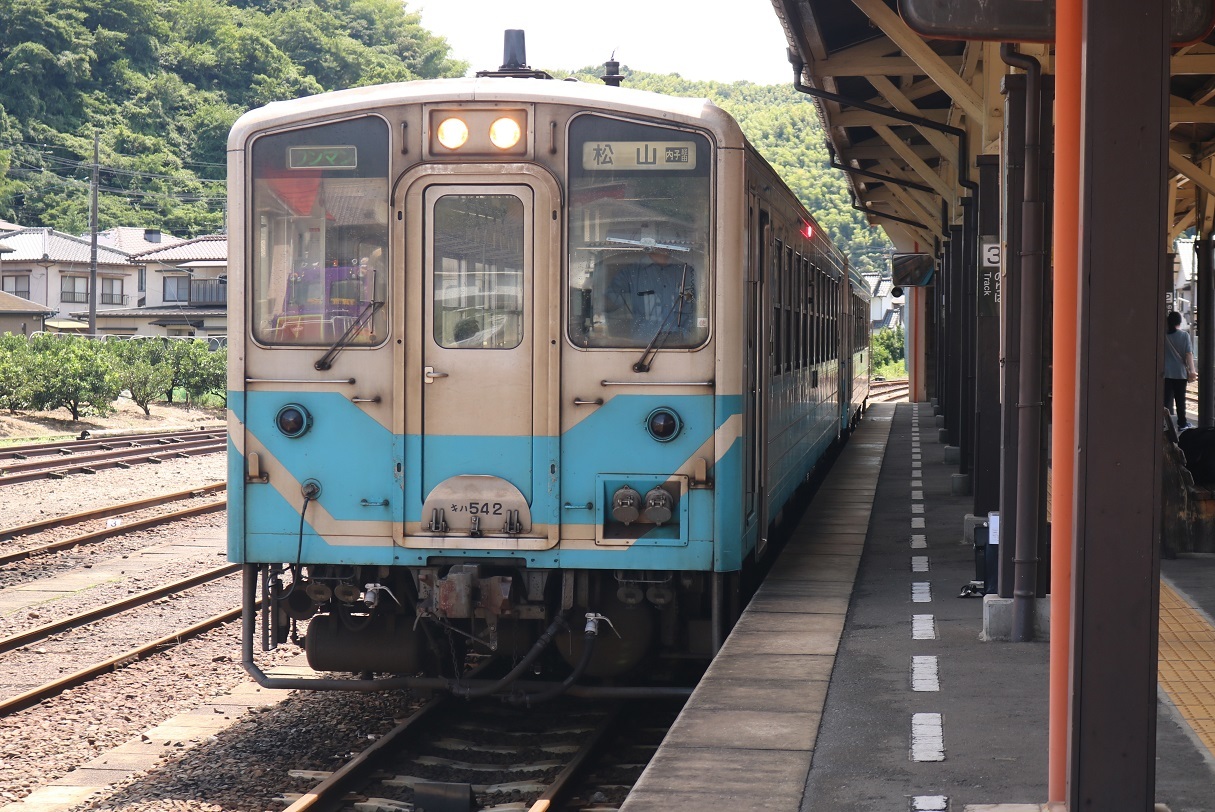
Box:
[0,289,53,335]
[96,227,184,305]
[862,272,904,333]
[78,234,228,338]
[0,228,139,331]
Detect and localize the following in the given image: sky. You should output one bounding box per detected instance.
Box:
[414,0,795,86]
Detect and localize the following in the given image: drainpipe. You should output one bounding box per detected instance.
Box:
[1000,44,1045,643]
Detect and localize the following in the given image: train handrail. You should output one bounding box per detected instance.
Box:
[600,379,714,387]
[245,377,356,385]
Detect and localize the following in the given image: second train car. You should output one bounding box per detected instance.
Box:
[227,44,870,693]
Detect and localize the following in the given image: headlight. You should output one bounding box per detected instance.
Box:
[646,408,682,442]
[436,117,469,149]
[276,404,311,438]
[489,117,522,149]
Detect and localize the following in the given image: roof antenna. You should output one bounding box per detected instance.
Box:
[477,30,552,79]
[601,50,624,87]
[501,29,528,71]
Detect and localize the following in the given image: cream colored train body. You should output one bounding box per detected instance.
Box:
[227,73,870,689]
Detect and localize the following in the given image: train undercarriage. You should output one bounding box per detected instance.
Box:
[246,562,723,695]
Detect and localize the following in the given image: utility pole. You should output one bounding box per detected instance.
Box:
[88,131,99,335]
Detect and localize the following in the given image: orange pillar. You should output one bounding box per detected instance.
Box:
[1050,0,1082,800]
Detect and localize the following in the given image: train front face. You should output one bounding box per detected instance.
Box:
[227,83,738,684]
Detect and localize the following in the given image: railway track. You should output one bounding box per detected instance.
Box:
[276,695,683,812]
[868,377,910,403]
[0,430,227,485]
[0,590,244,717]
[0,427,225,462]
[0,482,226,565]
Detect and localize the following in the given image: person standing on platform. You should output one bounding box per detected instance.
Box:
[1164,310,1197,429]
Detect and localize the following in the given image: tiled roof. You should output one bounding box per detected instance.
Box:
[0,228,135,267]
[75,305,226,319]
[0,290,53,314]
[0,218,21,233]
[132,234,227,263]
[95,227,184,254]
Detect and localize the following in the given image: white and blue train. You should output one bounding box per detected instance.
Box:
[227,46,870,692]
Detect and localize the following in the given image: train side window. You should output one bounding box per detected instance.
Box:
[566,115,711,350]
[432,194,525,349]
[248,116,390,347]
[787,244,797,374]
[807,263,816,366]
[773,238,783,375]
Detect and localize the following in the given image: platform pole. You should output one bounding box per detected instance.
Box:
[1049,0,1081,799]
[1070,0,1166,806]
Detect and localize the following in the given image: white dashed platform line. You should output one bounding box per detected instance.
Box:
[912,460,922,469]
[912,582,932,602]
[912,517,925,528]
[912,614,937,640]
[912,795,949,811]
[912,479,923,488]
[912,655,940,691]
[911,555,929,572]
[911,534,927,549]
[911,713,945,761]
[912,490,923,500]
[911,503,925,514]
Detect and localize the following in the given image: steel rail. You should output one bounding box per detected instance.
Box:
[0,440,227,485]
[281,697,451,812]
[0,482,225,540]
[0,498,226,566]
[0,603,246,717]
[0,563,241,654]
[0,436,224,476]
[0,428,225,460]
[526,703,624,812]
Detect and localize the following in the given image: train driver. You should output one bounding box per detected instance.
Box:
[604,244,695,344]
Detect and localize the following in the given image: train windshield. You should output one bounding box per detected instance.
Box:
[248,117,390,346]
[566,115,711,349]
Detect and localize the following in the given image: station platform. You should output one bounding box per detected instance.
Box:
[621,401,1215,812]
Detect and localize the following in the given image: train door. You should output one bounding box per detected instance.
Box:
[743,201,759,525]
[407,176,558,544]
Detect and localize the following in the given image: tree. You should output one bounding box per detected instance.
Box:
[27,335,121,420]
[106,337,173,415]
[0,333,34,412]
[871,326,905,370]
[164,338,225,406]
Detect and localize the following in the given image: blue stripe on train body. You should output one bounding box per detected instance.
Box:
[229,387,846,574]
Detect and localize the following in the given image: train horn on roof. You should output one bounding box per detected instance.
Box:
[501,29,527,71]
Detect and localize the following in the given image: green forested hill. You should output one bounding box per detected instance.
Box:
[0,0,466,236]
[0,1,888,271]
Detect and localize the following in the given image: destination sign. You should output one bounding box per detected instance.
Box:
[582,141,698,171]
[287,145,358,169]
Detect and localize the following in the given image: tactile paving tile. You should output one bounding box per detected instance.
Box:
[1157,582,1215,756]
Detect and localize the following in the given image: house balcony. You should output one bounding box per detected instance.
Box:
[189,278,227,307]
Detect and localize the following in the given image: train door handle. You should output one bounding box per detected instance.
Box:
[423,366,448,383]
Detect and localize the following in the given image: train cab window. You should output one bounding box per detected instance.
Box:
[248,117,390,346]
[566,115,711,349]
[432,194,525,349]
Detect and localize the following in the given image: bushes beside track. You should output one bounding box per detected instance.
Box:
[0,333,225,419]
